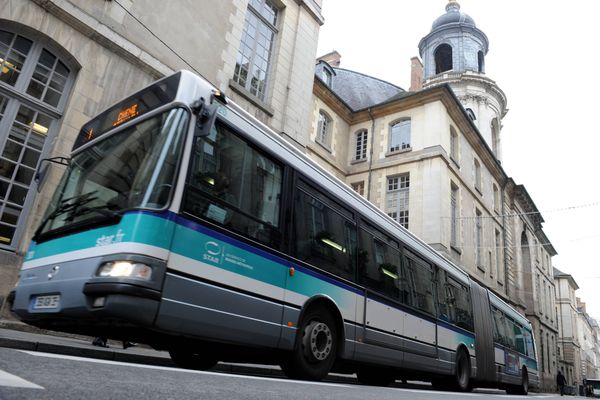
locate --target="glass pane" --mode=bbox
[13,36,32,56]
[0,31,13,46]
[0,223,15,244]
[21,147,40,169]
[9,124,28,144]
[56,60,69,77]
[1,204,21,225]
[0,159,17,179]
[49,72,67,92]
[38,49,56,69]
[43,87,61,107]
[0,62,20,86]
[32,64,51,84]
[14,166,34,186]
[2,140,22,162]
[8,183,27,205]
[26,78,45,100]
[15,105,35,126]
[0,179,8,199]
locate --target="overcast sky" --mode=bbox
[316,0,600,318]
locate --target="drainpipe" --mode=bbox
[501,181,509,298]
[366,108,376,201]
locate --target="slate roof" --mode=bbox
[315,62,406,111]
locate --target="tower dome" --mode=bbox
[431,0,476,30]
[418,1,507,162]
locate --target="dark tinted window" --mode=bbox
[292,181,356,281]
[439,274,474,331]
[358,222,402,300]
[183,121,282,248]
[403,251,435,315]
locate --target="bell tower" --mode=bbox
[418,0,507,161]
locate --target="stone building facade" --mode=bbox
[310,1,559,391]
[0,0,324,315]
[555,267,582,386]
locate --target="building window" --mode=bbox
[465,108,476,121]
[493,184,499,212]
[386,174,409,229]
[0,29,75,249]
[450,183,459,248]
[351,181,364,196]
[389,119,411,153]
[321,68,332,86]
[355,129,368,160]
[434,43,453,74]
[475,209,483,268]
[233,0,279,101]
[450,126,459,164]
[316,110,332,148]
[474,158,482,193]
[495,229,502,282]
[491,118,500,157]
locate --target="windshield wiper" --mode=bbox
[34,191,99,239]
[63,204,122,222]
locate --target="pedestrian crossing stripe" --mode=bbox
[0,369,44,389]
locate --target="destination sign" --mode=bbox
[73,72,181,150]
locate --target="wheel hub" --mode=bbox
[305,321,333,361]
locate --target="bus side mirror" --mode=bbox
[35,157,71,192]
[194,103,219,138]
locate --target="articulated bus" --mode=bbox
[11,70,537,394]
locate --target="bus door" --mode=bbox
[354,223,405,365]
[284,179,358,355]
[155,117,288,347]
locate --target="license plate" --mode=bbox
[33,295,61,309]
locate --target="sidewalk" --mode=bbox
[0,318,290,378]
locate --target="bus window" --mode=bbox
[492,307,508,345]
[436,270,454,322]
[449,279,473,331]
[513,322,526,354]
[524,328,535,358]
[292,183,356,281]
[184,121,283,247]
[403,251,435,315]
[357,224,401,300]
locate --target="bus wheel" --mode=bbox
[507,369,529,395]
[281,308,337,381]
[454,349,471,392]
[169,348,218,370]
[357,367,396,386]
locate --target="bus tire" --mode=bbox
[356,367,396,386]
[454,348,471,392]
[507,368,529,395]
[169,348,218,370]
[281,307,337,381]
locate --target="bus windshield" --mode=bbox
[35,107,189,241]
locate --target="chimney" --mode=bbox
[410,56,423,92]
[318,50,341,67]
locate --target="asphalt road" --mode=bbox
[0,346,563,400]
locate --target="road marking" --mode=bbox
[0,369,44,389]
[16,351,555,397]
[19,351,355,389]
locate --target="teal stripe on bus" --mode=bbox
[25,212,175,262]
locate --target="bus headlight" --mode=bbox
[97,261,153,280]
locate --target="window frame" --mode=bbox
[316,109,332,149]
[354,129,368,161]
[388,118,411,154]
[386,174,410,229]
[232,0,279,102]
[0,27,77,250]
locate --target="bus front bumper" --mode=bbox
[11,253,166,334]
